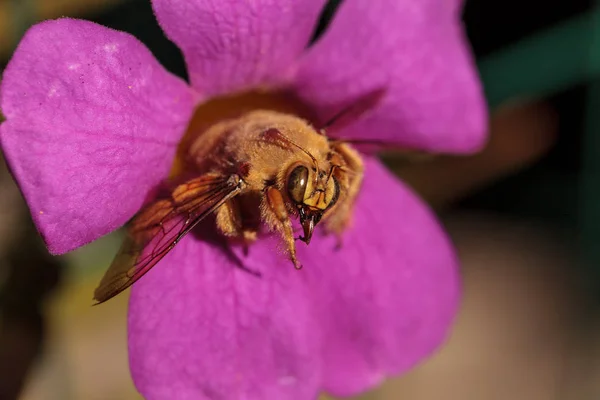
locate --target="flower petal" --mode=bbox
[128,235,322,400]
[151,0,327,96]
[0,18,195,254]
[294,0,488,153]
[128,158,458,398]
[232,158,459,396]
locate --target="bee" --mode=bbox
[93,109,364,304]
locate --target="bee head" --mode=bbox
[285,164,340,244]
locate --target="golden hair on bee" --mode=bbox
[93,109,364,304]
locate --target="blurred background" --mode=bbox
[0,0,598,399]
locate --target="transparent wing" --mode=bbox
[93,173,243,304]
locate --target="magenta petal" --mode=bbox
[128,236,322,400]
[294,0,488,153]
[232,158,459,396]
[128,159,457,398]
[151,0,327,96]
[0,18,195,254]
[308,159,459,395]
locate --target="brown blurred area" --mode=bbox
[0,152,62,399]
[0,1,595,399]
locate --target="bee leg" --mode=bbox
[263,186,302,269]
[215,198,257,249]
[325,142,364,244]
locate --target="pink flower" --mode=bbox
[0,0,486,399]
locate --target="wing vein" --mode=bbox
[93,174,243,304]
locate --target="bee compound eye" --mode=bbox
[287,165,309,203]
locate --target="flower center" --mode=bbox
[171,91,315,177]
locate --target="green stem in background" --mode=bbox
[477,13,596,225]
[581,6,600,284]
[478,12,594,108]
[485,11,600,397]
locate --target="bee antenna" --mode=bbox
[319,88,386,131]
[321,108,349,131]
[263,128,319,171]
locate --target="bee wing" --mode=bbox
[320,88,385,132]
[320,89,430,157]
[93,173,243,304]
[330,138,431,159]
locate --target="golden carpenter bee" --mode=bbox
[93,109,365,304]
